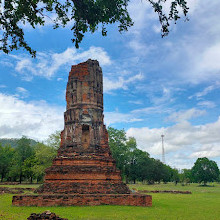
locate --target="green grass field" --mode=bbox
[0,183,220,220]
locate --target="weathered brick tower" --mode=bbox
[36,59,130,195]
[12,59,152,206]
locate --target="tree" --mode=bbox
[33,142,57,182]
[22,155,37,183]
[180,168,192,184]
[0,0,189,57]
[169,167,179,183]
[108,127,175,184]
[128,148,151,184]
[10,136,34,183]
[0,144,14,181]
[191,157,219,185]
[108,127,129,174]
[46,130,61,150]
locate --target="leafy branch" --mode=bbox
[0,0,189,57]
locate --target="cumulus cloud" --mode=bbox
[0,93,64,140]
[190,147,220,159]
[125,0,157,54]
[166,108,206,123]
[165,0,220,84]
[7,47,111,80]
[188,43,220,83]
[103,73,143,93]
[127,116,220,168]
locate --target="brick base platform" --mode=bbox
[12,194,152,207]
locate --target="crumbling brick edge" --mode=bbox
[12,194,152,207]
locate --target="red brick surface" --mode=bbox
[13,194,152,207]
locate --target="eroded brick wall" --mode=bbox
[13,194,152,207]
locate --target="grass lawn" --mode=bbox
[0,183,220,220]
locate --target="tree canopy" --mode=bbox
[0,131,219,185]
[191,157,219,185]
[107,127,178,184]
[0,0,189,57]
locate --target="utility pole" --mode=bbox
[161,134,165,164]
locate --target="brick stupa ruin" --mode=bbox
[12,59,152,207]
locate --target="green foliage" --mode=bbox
[16,137,34,163]
[45,130,61,149]
[1,135,57,183]
[108,127,128,173]
[10,136,35,183]
[33,142,57,182]
[0,144,14,181]
[0,0,189,56]
[191,157,220,185]
[179,168,192,184]
[22,156,37,183]
[107,127,176,184]
[0,138,38,148]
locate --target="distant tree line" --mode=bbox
[0,132,59,183]
[0,128,219,185]
[108,127,180,184]
[108,127,220,185]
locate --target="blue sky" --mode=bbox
[0,0,220,169]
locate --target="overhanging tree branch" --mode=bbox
[0,0,189,57]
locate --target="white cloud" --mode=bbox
[150,87,175,105]
[125,0,158,54]
[128,100,143,105]
[166,108,206,123]
[15,87,29,98]
[103,73,143,93]
[163,0,220,84]
[127,116,220,168]
[131,105,172,115]
[0,93,64,140]
[189,83,220,100]
[128,0,154,33]
[190,43,220,82]
[0,60,13,67]
[152,25,161,34]
[0,85,6,88]
[104,111,143,126]
[190,149,220,159]
[197,101,216,109]
[8,47,111,80]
